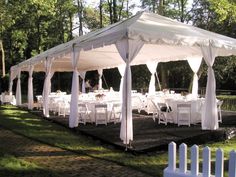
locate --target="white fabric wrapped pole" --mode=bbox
[147,61,158,95]
[98,69,103,89]
[116,38,144,145]
[16,68,22,106]
[28,65,34,110]
[9,68,17,94]
[201,45,218,130]
[42,58,54,117]
[187,56,202,98]
[79,71,86,93]
[69,46,81,128]
[118,65,126,93]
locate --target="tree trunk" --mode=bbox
[113,0,118,23]
[126,0,129,17]
[0,40,5,77]
[69,13,73,40]
[77,0,83,36]
[159,0,164,15]
[99,0,103,28]
[152,0,156,13]
[118,0,124,21]
[108,0,113,24]
[36,4,41,53]
[180,0,184,22]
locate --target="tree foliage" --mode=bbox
[0,0,236,93]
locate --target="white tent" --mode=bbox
[10,12,236,145]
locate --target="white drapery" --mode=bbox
[187,56,202,98]
[98,69,103,89]
[118,65,126,93]
[69,46,81,128]
[9,69,17,94]
[28,65,34,110]
[116,38,144,145]
[201,45,218,130]
[79,71,86,93]
[147,62,158,95]
[43,58,54,117]
[16,68,22,106]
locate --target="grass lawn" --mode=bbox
[0,154,60,177]
[0,105,235,176]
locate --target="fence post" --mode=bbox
[191,144,199,176]
[179,143,187,173]
[203,146,211,177]
[215,148,224,177]
[229,150,236,177]
[168,142,176,171]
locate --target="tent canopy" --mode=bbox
[10,11,236,144]
[11,11,236,75]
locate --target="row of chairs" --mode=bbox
[151,100,223,127]
[78,103,122,125]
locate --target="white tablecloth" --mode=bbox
[165,98,204,124]
[0,94,16,105]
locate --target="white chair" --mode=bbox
[177,103,191,127]
[110,103,121,124]
[95,104,108,125]
[78,103,91,125]
[132,95,144,113]
[150,100,159,122]
[194,100,203,124]
[152,101,173,125]
[58,100,70,117]
[36,96,43,110]
[217,100,223,123]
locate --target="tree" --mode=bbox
[77,0,84,36]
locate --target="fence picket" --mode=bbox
[202,146,211,177]
[168,142,176,171]
[191,145,199,176]
[215,148,224,177]
[179,143,187,173]
[229,150,236,177]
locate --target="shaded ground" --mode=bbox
[31,109,236,153]
[0,126,151,177]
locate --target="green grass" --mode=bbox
[0,105,236,176]
[0,154,59,177]
[217,95,236,111]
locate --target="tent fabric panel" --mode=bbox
[128,13,236,49]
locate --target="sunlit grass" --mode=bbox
[0,105,235,176]
[0,154,59,177]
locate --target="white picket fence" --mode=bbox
[164,142,236,177]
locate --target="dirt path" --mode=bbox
[0,127,151,177]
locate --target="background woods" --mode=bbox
[0,0,236,95]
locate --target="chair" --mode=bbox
[217,100,223,123]
[132,95,144,113]
[36,96,43,110]
[150,100,159,122]
[78,103,91,125]
[177,103,191,127]
[58,100,70,117]
[110,103,121,124]
[194,100,203,124]
[152,100,173,125]
[95,104,108,125]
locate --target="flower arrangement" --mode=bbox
[95,93,105,100]
[4,91,10,95]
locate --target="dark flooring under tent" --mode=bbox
[29,108,236,153]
